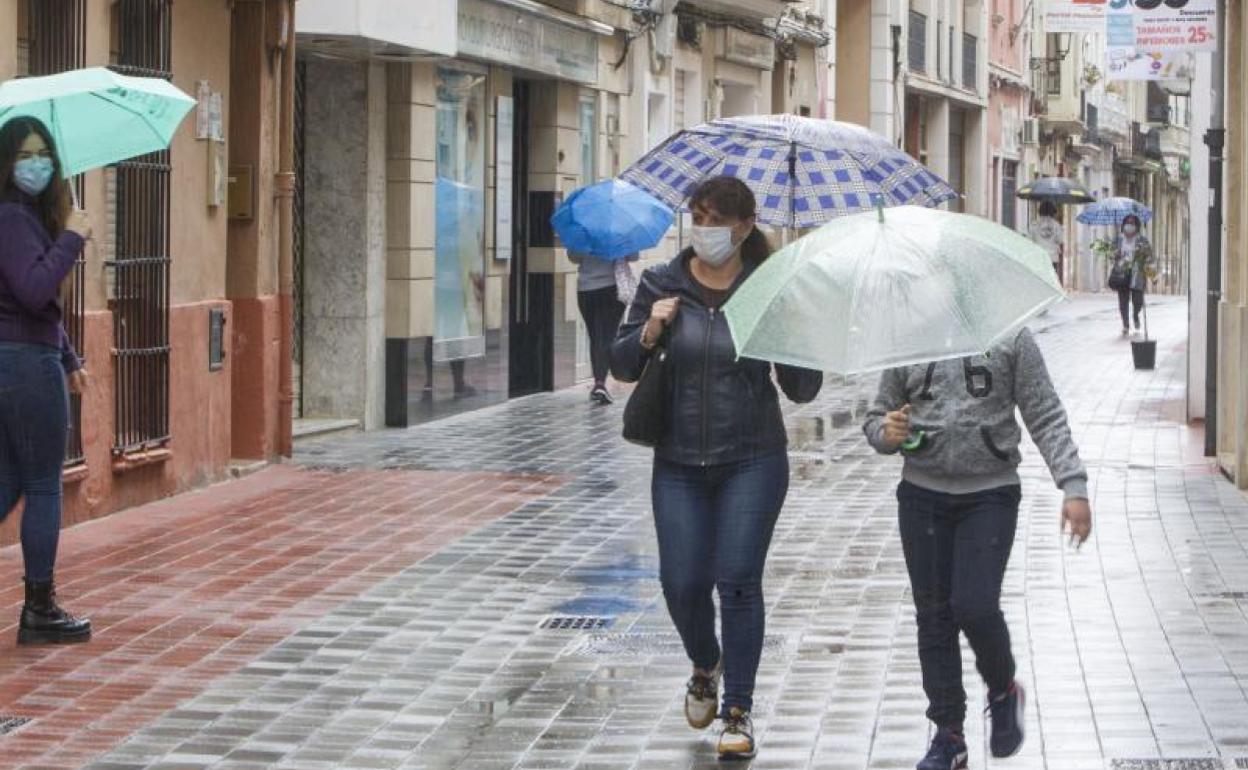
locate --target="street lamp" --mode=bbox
[1030,32,1072,71]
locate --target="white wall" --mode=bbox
[1188,52,1213,421]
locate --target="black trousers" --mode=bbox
[1117,288,1144,329]
[898,481,1020,730]
[577,286,626,384]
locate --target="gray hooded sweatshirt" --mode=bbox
[863,328,1088,500]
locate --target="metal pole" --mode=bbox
[1203,0,1226,457]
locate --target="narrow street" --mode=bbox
[2,295,1247,770]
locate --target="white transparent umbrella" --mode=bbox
[723,205,1065,374]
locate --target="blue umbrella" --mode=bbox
[1076,196,1153,226]
[550,179,674,261]
[620,114,957,229]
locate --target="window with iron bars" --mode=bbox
[107,0,172,455]
[908,12,927,74]
[962,33,977,93]
[25,0,89,467]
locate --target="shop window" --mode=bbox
[433,66,488,364]
[579,94,598,187]
[108,0,172,455]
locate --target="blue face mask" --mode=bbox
[12,156,55,196]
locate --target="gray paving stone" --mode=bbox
[83,298,1248,770]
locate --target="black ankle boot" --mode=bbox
[18,578,91,645]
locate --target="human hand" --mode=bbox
[1061,498,1092,549]
[642,297,680,348]
[880,404,912,451]
[66,209,92,240]
[68,368,89,395]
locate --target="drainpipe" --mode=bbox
[276,0,297,458]
[1203,0,1225,457]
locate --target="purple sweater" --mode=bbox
[0,195,83,372]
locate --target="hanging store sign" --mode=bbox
[458,0,599,84]
[1107,48,1195,80]
[1045,0,1107,33]
[1126,0,1217,51]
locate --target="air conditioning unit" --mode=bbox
[1022,118,1040,145]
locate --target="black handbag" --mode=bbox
[622,334,672,448]
[1108,261,1132,291]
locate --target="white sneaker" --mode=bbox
[718,707,757,760]
[684,659,721,730]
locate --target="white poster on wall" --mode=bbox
[1130,0,1217,51]
[1045,0,1107,33]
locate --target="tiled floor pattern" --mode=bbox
[0,468,559,768]
[1,296,1245,770]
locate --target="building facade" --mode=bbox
[1217,0,1248,487]
[836,0,989,217]
[0,0,293,547]
[292,0,835,430]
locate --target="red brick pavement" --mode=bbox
[0,465,561,769]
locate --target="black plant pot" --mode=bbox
[1131,339,1156,370]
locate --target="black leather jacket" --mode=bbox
[611,250,824,466]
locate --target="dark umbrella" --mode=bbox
[1016,177,1095,204]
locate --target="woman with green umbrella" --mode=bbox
[0,117,93,644]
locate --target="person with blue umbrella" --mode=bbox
[0,117,93,644]
[552,179,672,405]
[1107,213,1156,336]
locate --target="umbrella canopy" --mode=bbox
[1016,177,1094,204]
[550,179,674,261]
[0,67,195,178]
[1076,196,1153,226]
[723,206,1064,375]
[620,114,957,229]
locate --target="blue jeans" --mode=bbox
[897,480,1020,730]
[0,343,69,583]
[652,451,789,715]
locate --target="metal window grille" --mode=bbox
[962,33,977,92]
[107,0,172,455]
[27,0,88,466]
[908,12,927,74]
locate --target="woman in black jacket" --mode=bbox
[611,177,823,760]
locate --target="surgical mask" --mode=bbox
[12,156,54,196]
[691,225,738,267]
[1122,224,1137,236]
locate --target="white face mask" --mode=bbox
[1122,224,1138,236]
[691,225,738,267]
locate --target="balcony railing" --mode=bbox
[909,11,927,73]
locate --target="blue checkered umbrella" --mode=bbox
[1076,197,1153,226]
[620,114,957,229]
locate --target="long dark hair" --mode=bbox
[0,117,71,236]
[689,176,772,266]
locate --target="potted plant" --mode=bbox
[1130,240,1157,370]
[1082,64,1103,88]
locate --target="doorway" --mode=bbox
[508,80,554,397]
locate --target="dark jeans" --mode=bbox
[897,480,1020,730]
[577,286,625,385]
[0,343,69,583]
[1117,288,1144,329]
[652,451,789,715]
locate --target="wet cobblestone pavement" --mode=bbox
[3,296,1247,770]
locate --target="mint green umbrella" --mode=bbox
[724,205,1065,374]
[0,67,195,179]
